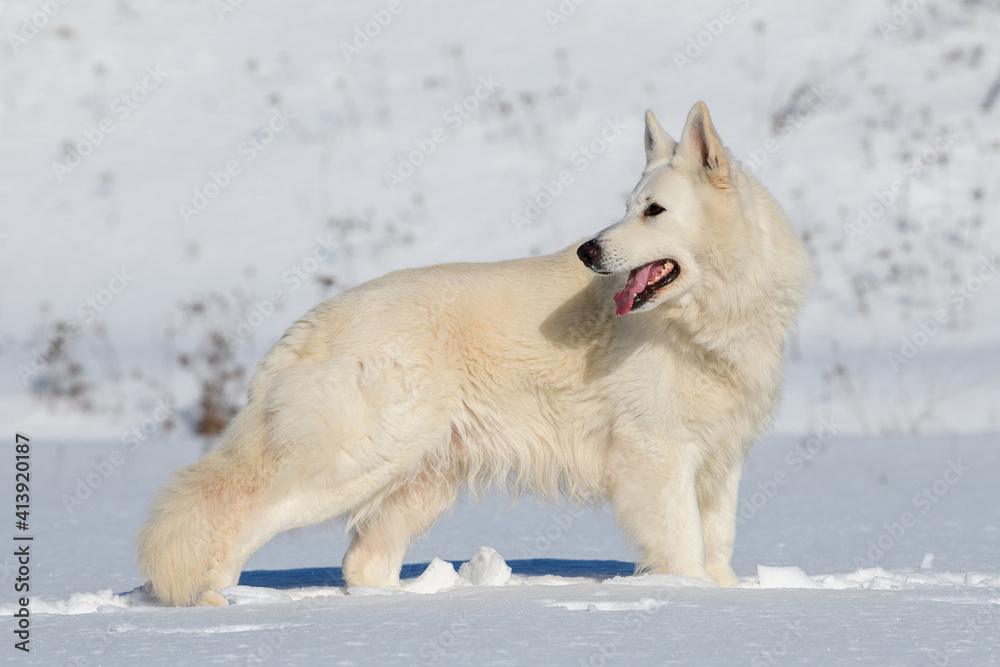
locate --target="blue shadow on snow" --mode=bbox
[238,559,636,590]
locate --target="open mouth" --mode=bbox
[613,259,680,316]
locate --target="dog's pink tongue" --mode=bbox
[614,263,654,316]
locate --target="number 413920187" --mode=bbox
[15,433,30,529]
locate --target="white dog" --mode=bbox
[138,102,811,606]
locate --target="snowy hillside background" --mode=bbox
[1,0,999,665]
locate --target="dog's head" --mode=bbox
[578,102,747,316]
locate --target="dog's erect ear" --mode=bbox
[644,109,675,168]
[677,101,729,186]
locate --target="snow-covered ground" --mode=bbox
[5,432,1000,665]
[2,0,999,664]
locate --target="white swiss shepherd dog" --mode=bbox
[138,102,811,606]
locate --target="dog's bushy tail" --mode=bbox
[136,406,273,606]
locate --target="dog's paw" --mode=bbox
[706,563,740,588]
[198,590,229,607]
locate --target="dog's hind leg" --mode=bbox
[342,467,461,589]
[698,460,744,588]
[136,402,361,607]
[136,407,280,606]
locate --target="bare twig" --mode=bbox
[983,67,1000,112]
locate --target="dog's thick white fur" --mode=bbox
[137,102,810,606]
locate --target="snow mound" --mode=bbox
[751,566,1000,591]
[757,565,820,589]
[346,585,410,597]
[26,589,132,615]
[402,557,463,594]
[458,546,512,586]
[284,587,347,602]
[220,586,294,605]
[403,547,512,593]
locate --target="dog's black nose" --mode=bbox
[577,239,602,268]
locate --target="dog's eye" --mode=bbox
[644,203,665,217]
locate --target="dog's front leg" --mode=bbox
[697,460,744,587]
[606,441,713,584]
